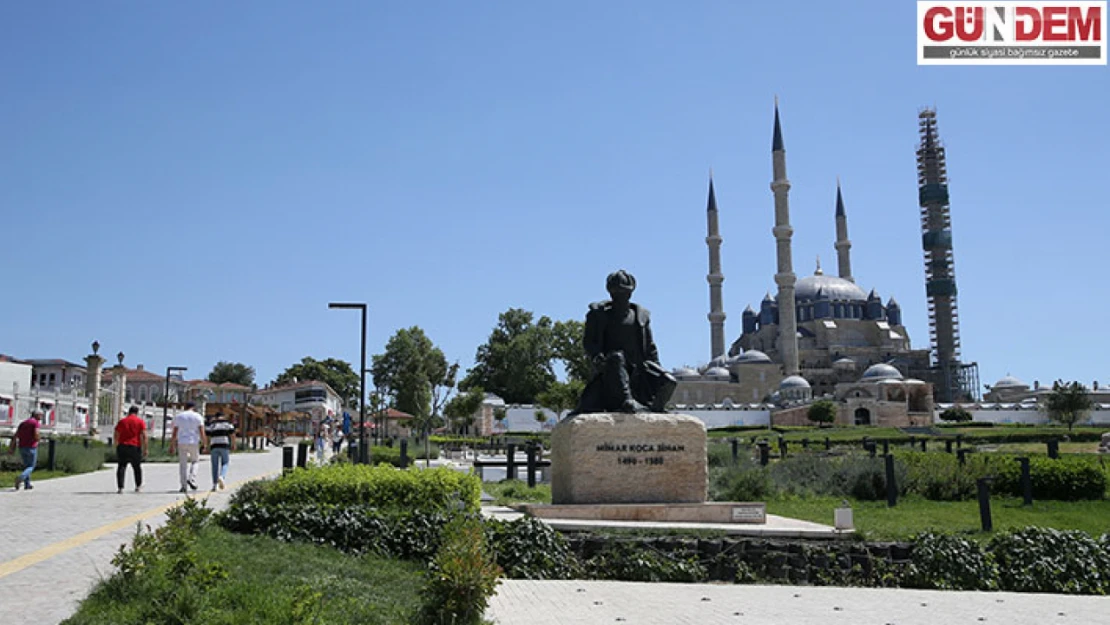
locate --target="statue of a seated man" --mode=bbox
[571,270,677,415]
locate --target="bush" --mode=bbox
[0,438,105,474]
[807,400,838,425]
[584,540,707,583]
[993,456,1107,501]
[770,454,905,501]
[899,452,992,501]
[904,532,998,590]
[257,463,481,514]
[939,406,973,422]
[709,464,774,502]
[486,516,580,580]
[989,527,1110,594]
[419,517,502,625]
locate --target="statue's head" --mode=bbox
[606,270,636,303]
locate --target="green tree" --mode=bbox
[460,309,556,404]
[444,387,485,436]
[534,409,549,429]
[370,327,450,420]
[807,399,838,426]
[552,319,591,383]
[535,379,584,420]
[939,405,973,422]
[273,357,360,404]
[207,361,256,387]
[493,406,507,431]
[1043,380,1093,431]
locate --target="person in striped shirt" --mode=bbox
[204,412,236,491]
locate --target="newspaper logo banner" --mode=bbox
[918,2,1106,65]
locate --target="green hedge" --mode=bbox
[993,455,1108,501]
[249,464,481,515]
[0,437,105,474]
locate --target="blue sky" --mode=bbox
[2,1,1107,395]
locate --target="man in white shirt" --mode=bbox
[168,402,208,493]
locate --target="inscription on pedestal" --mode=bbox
[551,413,707,505]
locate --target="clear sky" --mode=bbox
[2,1,1107,396]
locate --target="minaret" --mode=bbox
[771,99,800,376]
[834,180,854,283]
[705,171,726,360]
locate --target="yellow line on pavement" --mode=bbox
[0,472,277,581]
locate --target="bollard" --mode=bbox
[920,439,927,452]
[348,439,357,461]
[956,434,963,449]
[83,438,89,449]
[757,441,770,466]
[802,438,810,450]
[297,441,308,468]
[1018,457,1033,505]
[909,436,916,449]
[825,437,831,451]
[400,439,409,469]
[885,454,898,507]
[46,439,56,471]
[282,446,294,473]
[361,437,370,465]
[882,440,890,455]
[506,443,517,481]
[526,443,537,488]
[778,437,788,458]
[730,439,739,465]
[865,441,877,458]
[1047,440,1059,459]
[977,478,993,532]
[945,439,953,454]
[957,448,969,465]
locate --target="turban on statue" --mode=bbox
[606,270,636,294]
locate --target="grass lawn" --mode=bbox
[482,479,551,506]
[64,526,427,625]
[767,495,1110,541]
[0,469,69,486]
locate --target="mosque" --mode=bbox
[671,102,953,427]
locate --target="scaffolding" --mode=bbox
[917,108,976,402]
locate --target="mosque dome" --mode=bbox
[704,367,731,379]
[861,363,904,381]
[779,375,811,390]
[993,375,1028,388]
[672,367,700,380]
[708,355,730,368]
[734,350,772,364]
[795,273,869,302]
[833,357,857,369]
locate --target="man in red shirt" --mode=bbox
[114,405,148,494]
[9,410,41,490]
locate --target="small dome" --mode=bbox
[672,367,700,380]
[734,350,772,364]
[779,375,811,390]
[993,375,1028,388]
[861,363,903,381]
[833,357,856,369]
[709,355,730,368]
[704,367,730,378]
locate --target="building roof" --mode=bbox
[24,358,86,369]
[992,375,1028,389]
[256,379,340,397]
[795,272,869,302]
[861,363,904,381]
[780,375,811,389]
[734,350,772,364]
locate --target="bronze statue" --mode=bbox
[571,270,677,415]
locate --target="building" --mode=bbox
[25,359,87,392]
[675,101,934,417]
[253,379,344,424]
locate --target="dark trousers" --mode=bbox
[116,444,143,489]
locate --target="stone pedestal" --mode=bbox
[551,413,707,505]
[84,354,105,432]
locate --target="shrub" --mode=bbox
[988,527,1110,594]
[993,456,1107,501]
[904,532,998,590]
[939,406,973,422]
[258,463,481,514]
[584,540,707,583]
[899,452,992,501]
[709,465,774,502]
[486,516,580,580]
[807,400,838,425]
[419,516,502,625]
[769,454,905,501]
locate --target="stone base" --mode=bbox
[522,502,766,524]
[551,412,707,505]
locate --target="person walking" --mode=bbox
[204,411,236,490]
[168,402,207,493]
[9,409,42,490]
[331,426,343,455]
[114,405,147,494]
[315,421,330,464]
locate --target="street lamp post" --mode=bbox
[161,366,187,448]
[329,302,367,464]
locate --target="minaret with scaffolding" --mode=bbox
[916,108,978,401]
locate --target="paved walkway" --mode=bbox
[0,447,284,625]
[485,580,1107,624]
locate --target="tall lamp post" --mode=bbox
[161,366,187,449]
[329,302,367,464]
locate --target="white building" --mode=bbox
[254,380,344,423]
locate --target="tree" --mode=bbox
[461,309,556,404]
[273,357,360,404]
[533,409,549,429]
[1043,380,1093,431]
[370,327,451,421]
[493,406,507,431]
[535,379,585,420]
[552,319,591,383]
[939,405,973,422]
[208,361,256,387]
[444,387,485,436]
[807,399,838,426]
